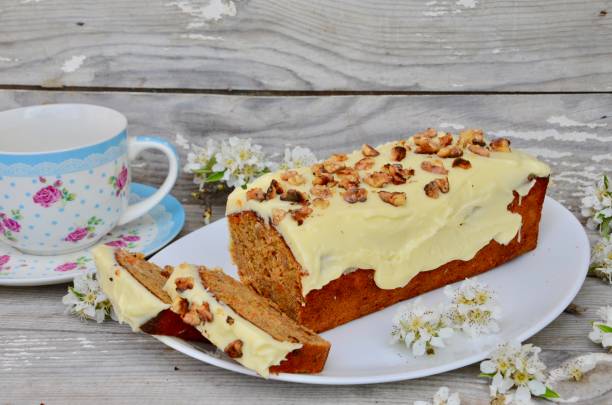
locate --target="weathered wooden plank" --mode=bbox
[0,0,611,91]
[0,90,609,222]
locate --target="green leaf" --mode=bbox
[479,372,495,378]
[604,174,609,190]
[540,387,560,399]
[67,194,76,201]
[205,171,225,183]
[601,216,611,238]
[598,324,612,333]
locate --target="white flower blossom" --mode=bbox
[212,137,272,188]
[62,272,115,323]
[390,299,454,356]
[480,342,555,403]
[280,145,318,170]
[589,237,612,284]
[588,306,612,350]
[444,278,501,337]
[548,355,598,382]
[174,133,191,150]
[414,386,460,405]
[581,174,612,236]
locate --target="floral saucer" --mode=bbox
[0,183,185,286]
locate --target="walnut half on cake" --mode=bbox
[226,129,551,333]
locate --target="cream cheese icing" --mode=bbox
[226,139,551,297]
[92,245,170,332]
[163,264,302,377]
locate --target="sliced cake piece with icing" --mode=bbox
[163,263,330,377]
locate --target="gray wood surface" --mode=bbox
[0,90,611,404]
[0,0,611,91]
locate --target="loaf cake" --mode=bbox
[93,246,204,341]
[226,129,551,332]
[163,263,330,376]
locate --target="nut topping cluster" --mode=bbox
[242,129,512,218]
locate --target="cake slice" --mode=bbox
[92,245,204,341]
[163,263,330,377]
[226,129,551,332]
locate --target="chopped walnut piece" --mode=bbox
[414,139,440,154]
[342,187,368,203]
[354,157,375,171]
[290,206,313,225]
[435,177,450,193]
[312,172,335,186]
[458,129,485,147]
[421,159,449,175]
[438,133,453,147]
[381,163,414,185]
[452,157,472,169]
[161,266,174,278]
[329,153,348,162]
[225,339,244,358]
[265,179,284,200]
[424,177,450,198]
[312,198,330,209]
[171,297,189,317]
[338,177,360,190]
[246,187,265,202]
[195,302,214,323]
[280,189,309,204]
[323,160,345,174]
[311,163,327,176]
[490,137,512,152]
[271,208,287,225]
[310,184,333,199]
[468,144,490,157]
[280,170,298,181]
[363,171,392,188]
[175,277,194,292]
[391,145,407,161]
[437,146,463,158]
[361,144,380,157]
[226,316,234,325]
[335,167,360,183]
[415,128,437,138]
[378,191,407,206]
[182,308,201,326]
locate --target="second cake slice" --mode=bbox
[163,262,330,377]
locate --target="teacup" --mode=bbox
[0,104,178,255]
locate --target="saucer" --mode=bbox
[0,183,185,286]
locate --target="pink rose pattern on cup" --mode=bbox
[0,210,23,242]
[104,231,141,249]
[109,165,129,196]
[32,177,76,208]
[64,216,104,243]
[54,256,91,272]
[0,255,10,268]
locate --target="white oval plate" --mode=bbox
[150,197,589,385]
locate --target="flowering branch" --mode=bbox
[62,272,115,323]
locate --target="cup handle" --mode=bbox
[117,136,179,226]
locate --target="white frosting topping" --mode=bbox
[226,139,551,296]
[92,245,170,332]
[163,264,302,377]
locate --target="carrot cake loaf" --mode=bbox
[226,129,551,332]
[92,246,204,341]
[163,263,331,376]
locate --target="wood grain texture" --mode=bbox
[0,90,611,403]
[0,0,611,91]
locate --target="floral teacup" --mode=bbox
[0,104,178,255]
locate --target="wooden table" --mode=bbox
[1,1,611,403]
